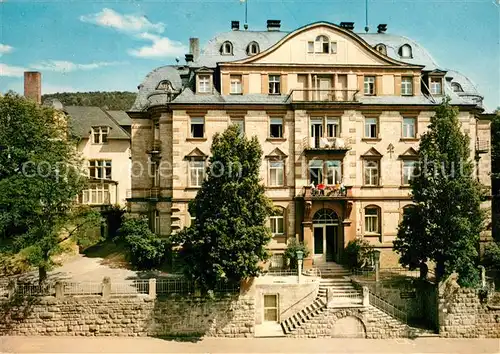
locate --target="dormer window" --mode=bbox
[221,41,233,55]
[91,126,109,144]
[247,42,260,55]
[430,77,443,95]
[451,82,464,92]
[375,43,387,55]
[197,74,212,93]
[399,44,413,59]
[156,80,174,92]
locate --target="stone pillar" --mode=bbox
[102,277,111,299]
[375,259,380,283]
[479,265,486,288]
[303,221,313,269]
[149,278,157,298]
[362,286,369,307]
[55,282,64,299]
[298,259,303,284]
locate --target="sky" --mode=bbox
[0,0,498,110]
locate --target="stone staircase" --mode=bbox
[281,288,327,335]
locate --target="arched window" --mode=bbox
[364,205,381,235]
[221,41,233,55]
[270,207,285,236]
[399,44,412,58]
[316,35,330,53]
[375,43,387,55]
[247,41,260,55]
[451,82,464,92]
[313,208,339,224]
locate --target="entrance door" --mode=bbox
[313,227,324,262]
[325,225,338,262]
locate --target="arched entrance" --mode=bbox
[312,209,340,263]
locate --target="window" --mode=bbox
[451,82,463,92]
[91,126,109,144]
[221,41,233,55]
[399,44,413,58]
[364,206,380,234]
[269,160,284,186]
[230,75,242,94]
[150,160,159,187]
[198,75,211,93]
[401,77,413,96]
[190,117,204,138]
[325,161,342,185]
[430,78,442,95]
[307,41,314,53]
[364,117,378,138]
[88,160,112,180]
[315,35,330,53]
[364,160,380,186]
[269,75,281,95]
[263,294,278,322]
[80,184,110,205]
[247,42,259,55]
[189,159,205,187]
[151,210,160,234]
[269,118,283,138]
[309,160,323,185]
[270,209,284,236]
[375,44,387,55]
[402,117,416,138]
[364,76,376,95]
[402,160,417,185]
[326,118,340,138]
[330,41,338,54]
[232,119,244,135]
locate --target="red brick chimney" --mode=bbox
[24,71,42,104]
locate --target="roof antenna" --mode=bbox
[364,0,369,33]
[240,0,249,30]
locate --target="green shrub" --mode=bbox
[283,239,310,270]
[118,217,169,269]
[482,242,500,269]
[342,238,375,269]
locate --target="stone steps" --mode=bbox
[281,297,327,335]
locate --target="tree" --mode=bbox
[172,125,273,291]
[0,93,92,283]
[394,98,486,287]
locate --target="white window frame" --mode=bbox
[189,159,205,187]
[430,78,442,95]
[326,117,340,138]
[88,160,112,180]
[198,74,211,93]
[315,35,330,53]
[269,117,283,139]
[400,44,412,58]
[364,160,380,186]
[81,184,110,205]
[222,41,233,55]
[364,207,380,234]
[402,160,417,186]
[190,117,205,138]
[230,75,242,94]
[364,117,378,138]
[270,214,284,236]
[91,126,109,144]
[401,77,413,96]
[248,42,259,55]
[402,117,416,138]
[231,118,245,135]
[269,75,281,95]
[269,160,284,187]
[364,76,376,95]
[325,161,342,185]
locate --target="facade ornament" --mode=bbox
[387,143,395,158]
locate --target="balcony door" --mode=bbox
[314,75,332,101]
[310,119,323,148]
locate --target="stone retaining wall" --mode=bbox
[439,277,500,338]
[0,295,255,337]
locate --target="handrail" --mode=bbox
[288,89,359,103]
[368,289,407,324]
[280,287,320,322]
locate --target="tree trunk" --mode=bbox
[38,266,47,286]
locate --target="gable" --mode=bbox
[235,23,415,67]
[399,147,419,159]
[266,147,288,158]
[361,147,383,158]
[185,147,208,159]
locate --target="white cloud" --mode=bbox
[30,60,124,73]
[80,8,165,34]
[0,44,13,57]
[128,33,187,58]
[0,63,26,77]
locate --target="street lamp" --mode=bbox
[373,250,381,282]
[296,250,304,284]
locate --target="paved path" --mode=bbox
[1,337,499,353]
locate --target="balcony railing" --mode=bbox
[148,139,162,154]
[288,89,359,103]
[303,136,351,151]
[302,185,352,199]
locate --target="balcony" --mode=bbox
[126,187,164,201]
[147,140,162,155]
[302,185,352,200]
[288,89,359,103]
[302,137,351,153]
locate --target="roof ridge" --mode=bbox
[101,108,131,138]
